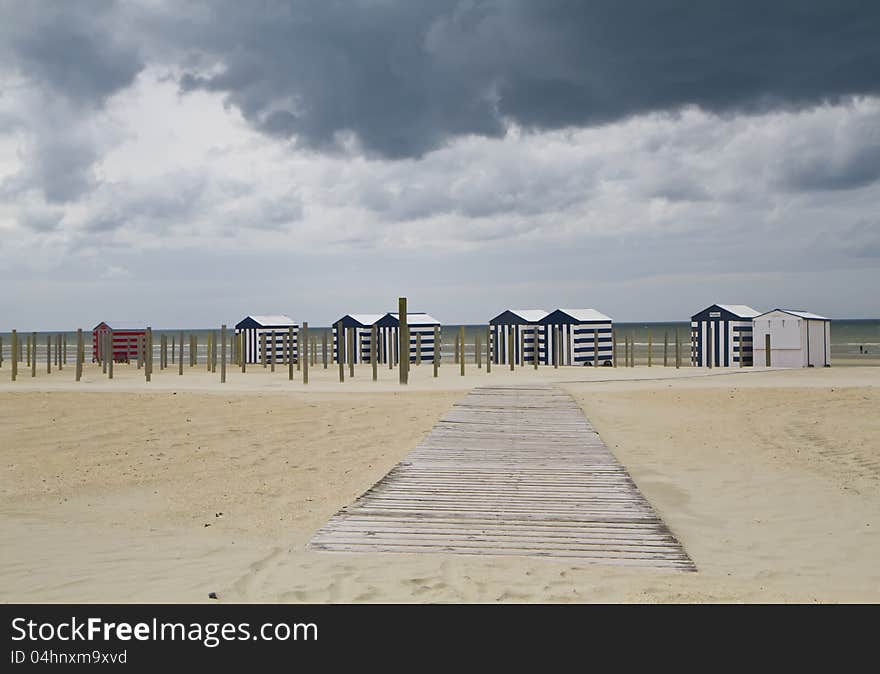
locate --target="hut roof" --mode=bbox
[757,309,830,321]
[379,312,440,327]
[715,304,761,318]
[543,308,612,324]
[235,315,297,329]
[490,309,549,325]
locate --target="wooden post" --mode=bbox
[554,326,560,369]
[454,331,459,365]
[0,335,3,369]
[26,334,31,369]
[508,325,514,371]
[145,327,152,382]
[75,329,83,382]
[322,331,328,369]
[612,329,617,368]
[240,333,246,373]
[302,322,309,384]
[270,331,275,372]
[371,324,378,381]
[398,297,408,385]
[415,332,421,366]
[348,327,355,378]
[337,322,344,383]
[179,331,184,375]
[58,334,63,370]
[296,328,301,372]
[459,325,465,376]
[221,325,227,383]
[707,322,713,369]
[108,330,113,379]
[739,331,744,368]
[11,330,17,381]
[648,330,652,367]
[519,329,525,369]
[31,332,37,377]
[486,326,492,374]
[534,327,539,369]
[288,327,294,381]
[765,333,771,367]
[172,336,176,365]
[664,331,669,367]
[594,329,599,368]
[212,330,218,372]
[675,327,680,369]
[62,333,67,366]
[47,334,51,374]
[191,334,197,367]
[433,326,439,378]
[566,327,572,366]
[261,332,266,368]
[476,331,481,369]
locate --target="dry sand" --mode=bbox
[1,361,878,602]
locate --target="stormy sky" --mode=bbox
[1,0,879,329]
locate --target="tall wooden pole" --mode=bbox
[534,326,539,369]
[179,331,184,375]
[594,329,599,368]
[486,326,492,374]
[460,325,465,376]
[337,322,345,382]
[372,324,378,381]
[707,323,713,369]
[221,325,227,383]
[398,298,408,385]
[288,326,294,381]
[322,331,328,369]
[26,334,31,369]
[675,327,680,369]
[664,331,669,367]
[261,332,267,369]
[302,322,309,384]
[11,330,17,381]
[47,334,52,374]
[270,331,275,372]
[31,332,37,377]
[108,330,113,379]
[508,325,514,371]
[240,333,246,373]
[76,329,83,382]
[476,331,481,369]
[145,327,152,382]
[433,325,439,378]
[554,326,560,369]
[765,333,771,367]
[648,330,652,367]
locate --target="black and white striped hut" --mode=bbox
[234,315,298,364]
[377,312,441,364]
[541,309,614,366]
[331,314,386,364]
[489,309,549,365]
[690,304,760,367]
[332,312,441,364]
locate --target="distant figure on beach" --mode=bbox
[860,345,863,354]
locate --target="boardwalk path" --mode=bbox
[308,385,695,570]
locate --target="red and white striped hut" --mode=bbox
[92,321,146,362]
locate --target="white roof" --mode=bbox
[716,304,761,318]
[387,312,440,325]
[509,309,549,323]
[246,314,297,326]
[346,313,386,326]
[556,308,612,322]
[97,321,145,331]
[757,309,830,321]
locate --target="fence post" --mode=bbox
[486,326,492,374]
[476,331,481,369]
[371,324,378,381]
[648,330,652,367]
[31,332,37,377]
[508,325,514,371]
[47,334,52,374]
[108,330,113,379]
[11,330,17,381]
[179,332,184,375]
[221,325,227,383]
[145,327,152,382]
[322,331,328,369]
[675,327,680,369]
[765,333,771,367]
[58,334,63,370]
[76,329,83,381]
[707,323,713,369]
[594,329,599,368]
[460,325,465,376]
[664,331,669,367]
[433,325,439,378]
[288,326,294,381]
[454,331,459,365]
[240,333,246,373]
[398,298,408,385]
[302,322,309,384]
[534,327,539,369]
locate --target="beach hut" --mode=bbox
[332,312,441,364]
[690,304,761,367]
[331,314,386,364]
[541,309,614,366]
[489,310,549,365]
[92,322,146,362]
[234,315,298,364]
[752,309,831,368]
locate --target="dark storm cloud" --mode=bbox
[169,0,880,163]
[1,0,143,106]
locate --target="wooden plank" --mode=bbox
[308,384,695,570]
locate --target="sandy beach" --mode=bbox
[1,362,878,602]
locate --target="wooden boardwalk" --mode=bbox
[308,385,695,570]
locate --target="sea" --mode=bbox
[1,319,878,365]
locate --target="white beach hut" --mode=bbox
[752,309,831,368]
[234,315,298,364]
[690,304,761,367]
[540,309,614,366]
[489,309,549,365]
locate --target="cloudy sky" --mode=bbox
[1,0,879,329]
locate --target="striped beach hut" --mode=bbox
[752,309,831,368]
[541,309,614,366]
[332,312,441,364]
[234,315,298,364]
[331,314,386,364]
[92,321,145,362]
[489,310,549,365]
[690,304,760,367]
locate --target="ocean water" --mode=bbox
[1,319,878,365]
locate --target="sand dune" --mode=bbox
[1,362,878,602]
